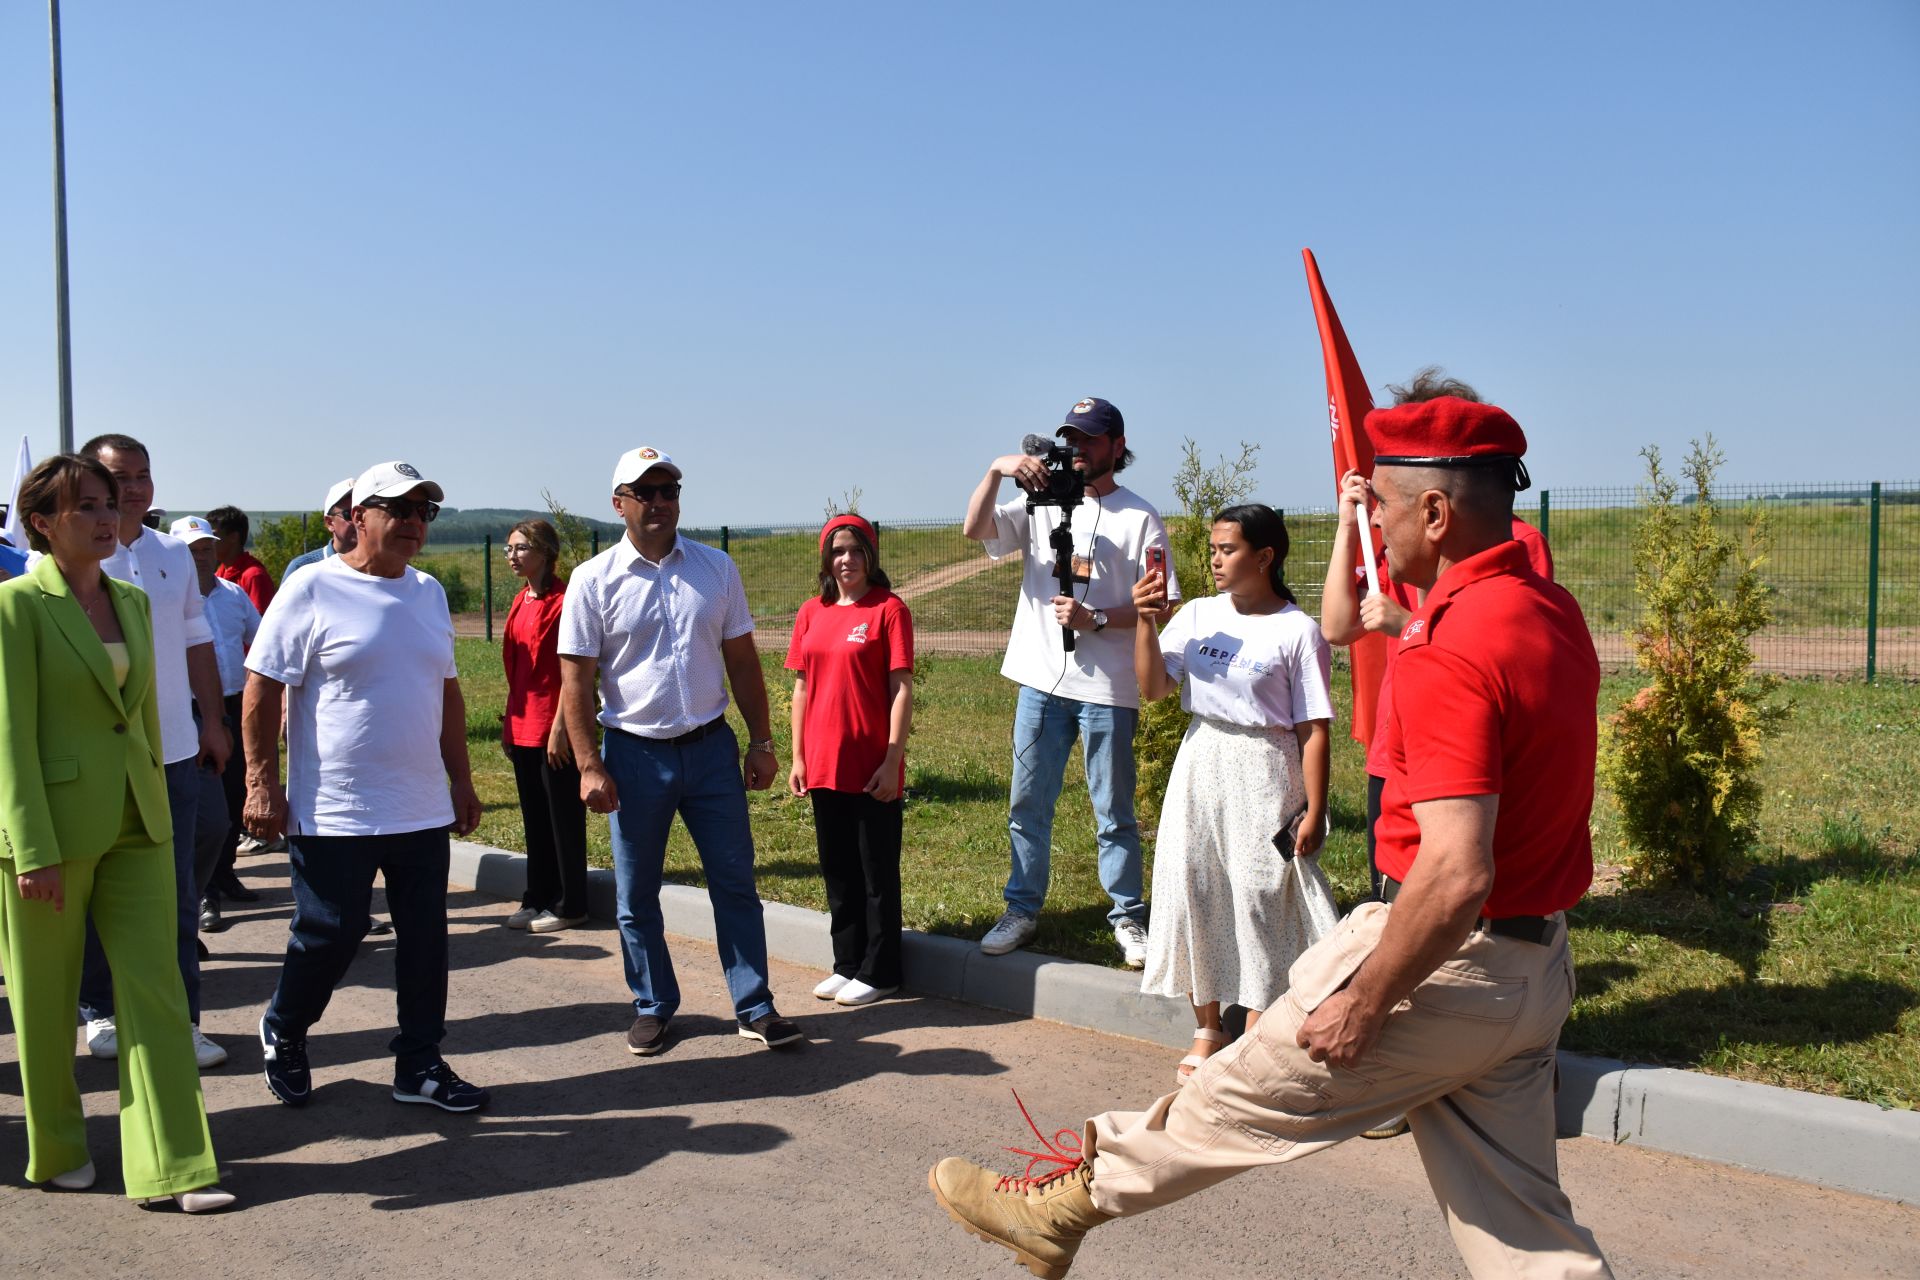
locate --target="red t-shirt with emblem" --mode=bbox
[502,579,568,747]
[217,551,276,614]
[1363,517,1552,776]
[1373,539,1598,917]
[785,588,914,794]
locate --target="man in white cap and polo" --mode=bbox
[282,476,358,581]
[241,460,489,1112]
[559,445,800,1057]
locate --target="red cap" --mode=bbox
[819,514,878,552]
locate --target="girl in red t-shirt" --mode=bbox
[785,515,914,1006]
[499,519,588,933]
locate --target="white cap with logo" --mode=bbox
[611,446,682,493]
[168,515,219,545]
[323,476,355,515]
[353,460,445,505]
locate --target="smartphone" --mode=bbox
[1145,545,1166,579]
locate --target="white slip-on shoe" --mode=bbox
[504,906,539,929]
[834,979,900,1007]
[84,1017,118,1060]
[192,1026,228,1069]
[978,910,1037,956]
[528,911,588,934]
[812,973,851,1000]
[51,1159,96,1191]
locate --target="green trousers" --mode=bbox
[0,792,218,1198]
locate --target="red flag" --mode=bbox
[1302,249,1389,747]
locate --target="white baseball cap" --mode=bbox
[169,515,219,545]
[611,446,683,493]
[353,460,444,505]
[323,476,355,515]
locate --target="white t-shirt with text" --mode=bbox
[245,555,457,837]
[1157,594,1336,730]
[982,484,1177,711]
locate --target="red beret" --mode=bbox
[819,514,878,552]
[1367,396,1527,462]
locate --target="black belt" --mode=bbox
[608,716,730,747]
[1379,877,1558,946]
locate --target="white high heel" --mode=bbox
[140,1186,237,1213]
[51,1159,96,1190]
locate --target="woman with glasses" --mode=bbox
[785,514,914,1006]
[500,518,588,932]
[0,453,236,1212]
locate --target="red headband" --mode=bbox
[819,514,878,552]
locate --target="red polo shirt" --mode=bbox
[217,551,276,613]
[502,579,568,746]
[785,588,914,793]
[1373,539,1598,917]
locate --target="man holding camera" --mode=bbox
[962,397,1177,966]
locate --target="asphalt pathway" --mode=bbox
[4,854,1917,1279]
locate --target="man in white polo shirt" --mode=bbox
[242,460,488,1113]
[559,446,800,1058]
[78,434,231,1071]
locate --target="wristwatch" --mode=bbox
[747,739,776,755]
[1090,608,1109,632]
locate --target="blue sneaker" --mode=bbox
[393,1059,490,1112]
[260,1015,311,1108]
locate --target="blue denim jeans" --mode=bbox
[1005,685,1144,926]
[264,827,451,1073]
[79,757,219,1024]
[603,725,774,1023]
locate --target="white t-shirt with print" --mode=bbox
[245,555,457,837]
[982,484,1177,711]
[1156,594,1336,729]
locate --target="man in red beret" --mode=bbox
[925,397,1614,1279]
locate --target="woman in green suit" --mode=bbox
[0,453,234,1212]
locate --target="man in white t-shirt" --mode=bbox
[961,398,1177,966]
[78,434,232,1071]
[242,460,489,1114]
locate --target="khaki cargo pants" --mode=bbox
[1088,901,1613,1280]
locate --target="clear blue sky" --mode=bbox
[3,2,1916,526]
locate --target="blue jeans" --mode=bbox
[264,827,451,1073]
[1005,685,1144,926]
[603,724,774,1024]
[79,757,219,1024]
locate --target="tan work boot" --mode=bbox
[928,1154,1113,1279]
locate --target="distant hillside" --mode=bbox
[215,506,629,546]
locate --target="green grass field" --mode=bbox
[453,638,1919,1109]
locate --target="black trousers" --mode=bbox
[509,743,589,918]
[809,789,903,987]
[213,692,246,887]
[1365,772,1386,903]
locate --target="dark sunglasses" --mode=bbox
[363,496,440,523]
[618,482,682,503]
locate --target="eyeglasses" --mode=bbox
[503,543,541,558]
[617,482,682,503]
[363,496,440,523]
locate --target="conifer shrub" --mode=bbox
[1600,437,1785,888]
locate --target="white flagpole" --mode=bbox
[1354,494,1380,595]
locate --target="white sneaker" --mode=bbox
[84,1017,118,1059]
[812,973,851,1000]
[504,906,539,929]
[834,979,899,1006]
[235,834,265,855]
[1113,918,1149,970]
[979,910,1037,956]
[192,1026,228,1069]
[528,910,587,934]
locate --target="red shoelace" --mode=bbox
[995,1089,1086,1193]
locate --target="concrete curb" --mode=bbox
[449,840,1920,1204]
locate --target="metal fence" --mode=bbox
[422,481,1917,680]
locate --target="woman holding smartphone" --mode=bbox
[786,515,914,1006]
[1132,503,1338,1082]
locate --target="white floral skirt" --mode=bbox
[1143,715,1340,1011]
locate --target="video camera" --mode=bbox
[1020,434,1086,511]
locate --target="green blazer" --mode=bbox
[0,555,171,873]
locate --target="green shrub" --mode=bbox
[1135,439,1260,829]
[1600,438,1786,888]
[253,512,325,581]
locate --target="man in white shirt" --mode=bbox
[169,515,262,933]
[559,446,800,1058]
[242,460,488,1113]
[961,398,1177,966]
[77,434,232,1070]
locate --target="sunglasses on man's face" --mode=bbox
[618,482,682,503]
[363,496,440,523]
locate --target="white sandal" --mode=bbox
[1176,1027,1229,1084]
